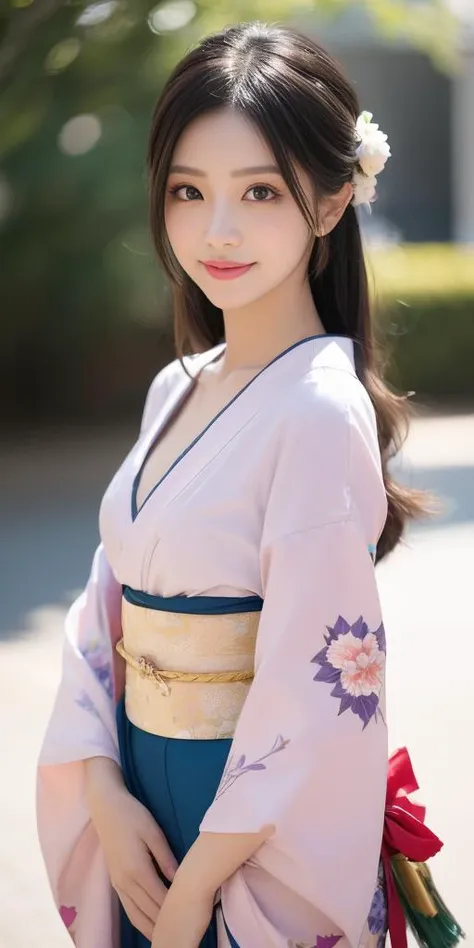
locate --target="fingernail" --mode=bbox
[167,864,177,879]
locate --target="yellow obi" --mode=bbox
[117,596,259,740]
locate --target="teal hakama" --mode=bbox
[116,589,263,947]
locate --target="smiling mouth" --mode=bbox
[201,260,254,269]
[201,261,256,280]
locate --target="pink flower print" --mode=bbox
[326,631,384,697]
[59,905,77,929]
[311,615,386,729]
[314,938,343,948]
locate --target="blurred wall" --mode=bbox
[329,46,452,241]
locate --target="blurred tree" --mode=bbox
[0,0,458,425]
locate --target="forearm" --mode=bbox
[172,824,274,899]
[84,755,125,816]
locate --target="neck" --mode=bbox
[220,278,326,376]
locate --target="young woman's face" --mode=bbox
[164,108,315,311]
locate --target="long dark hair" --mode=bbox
[147,21,428,562]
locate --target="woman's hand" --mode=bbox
[85,757,178,941]
[150,825,272,946]
[151,873,216,948]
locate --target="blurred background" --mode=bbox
[0,1,473,946]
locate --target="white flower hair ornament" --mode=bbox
[352,111,391,208]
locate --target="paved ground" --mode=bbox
[0,410,473,948]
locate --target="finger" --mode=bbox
[129,880,162,921]
[136,848,169,905]
[116,889,154,942]
[143,819,179,883]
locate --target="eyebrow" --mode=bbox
[169,164,282,178]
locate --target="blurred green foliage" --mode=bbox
[0,0,461,426]
[371,245,474,399]
[370,245,474,298]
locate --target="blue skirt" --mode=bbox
[116,697,240,947]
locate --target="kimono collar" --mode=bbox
[184,334,357,381]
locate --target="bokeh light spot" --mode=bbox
[58,115,102,156]
[148,0,196,34]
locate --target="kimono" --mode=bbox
[37,333,389,948]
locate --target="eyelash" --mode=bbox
[167,183,282,202]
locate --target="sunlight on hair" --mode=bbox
[58,115,102,156]
[148,0,196,34]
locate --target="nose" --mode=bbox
[205,201,241,249]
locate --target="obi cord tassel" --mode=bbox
[384,748,465,948]
[391,856,465,948]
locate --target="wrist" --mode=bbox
[84,756,125,815]
[171,860,218,903]
[173,826,273,897]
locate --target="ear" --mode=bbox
[317,182,354,236]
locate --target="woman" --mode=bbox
[36,21,426,948]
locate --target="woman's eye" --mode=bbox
[170,185,202,201]
[245,185,278,202]
[168,183,280,202]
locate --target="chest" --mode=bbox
[135,374,251,512]
[99,382,278,595]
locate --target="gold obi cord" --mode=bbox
[117,597,258,739]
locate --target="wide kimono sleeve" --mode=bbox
[36,363,176,948]
[200,379,389,948]
[36,543,123,947]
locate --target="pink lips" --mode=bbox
[201,260,255,280]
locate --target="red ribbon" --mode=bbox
[382,747,444,948]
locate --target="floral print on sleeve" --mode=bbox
[75,689,101,719]
[215,734,290,800]
[367,860,388,948]
[59,905,77,929]
[78,637,113,699]
[311,615,386,729]
[288,936,342,948]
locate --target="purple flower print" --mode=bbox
[368,886,386,935]
[311,615,386,729]
[216,734,290,800]
[75,690,100,719]
[369,860,388,946]
[59,905,77,929]
[288,936,342,948]
[79,638,113,698]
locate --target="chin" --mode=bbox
[196,284,260,310]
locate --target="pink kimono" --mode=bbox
[37,334,389,948]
